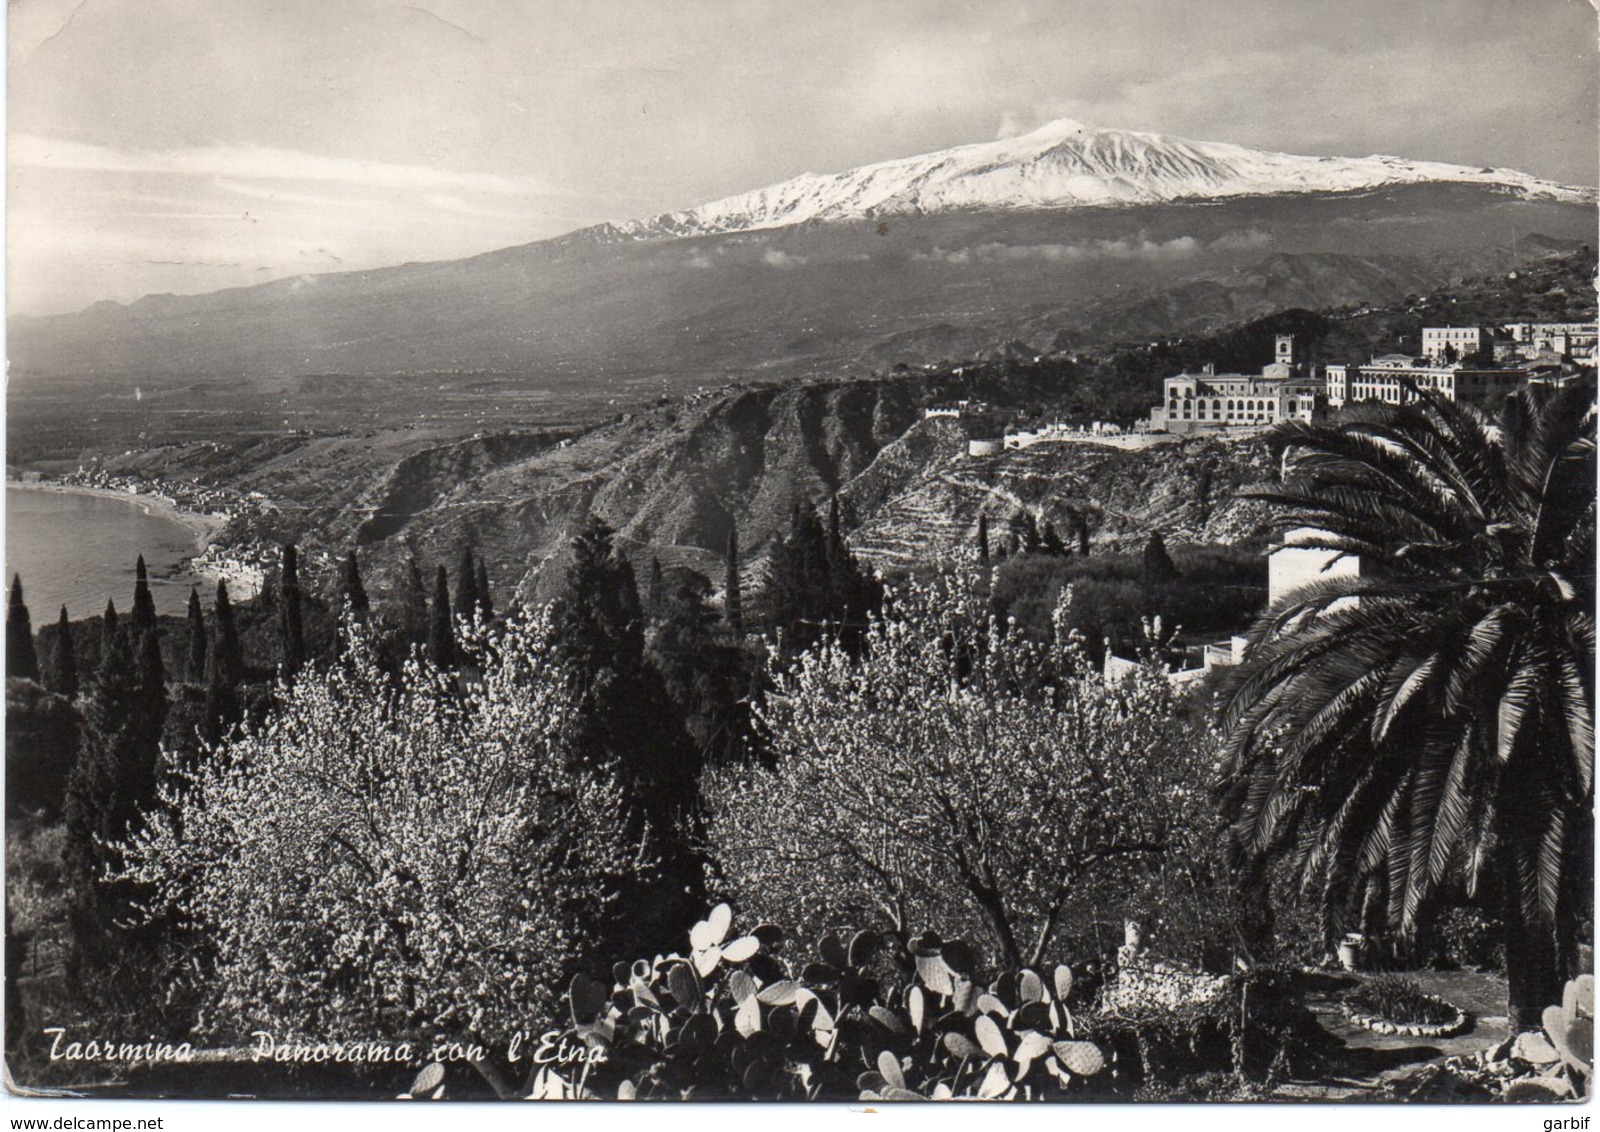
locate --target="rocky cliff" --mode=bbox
[184,368,1279,605]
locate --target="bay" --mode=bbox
[5,485,209,621]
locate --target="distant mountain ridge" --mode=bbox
[599,119,1596,240]
[8,120,1595,391]
[64,249,1595,606]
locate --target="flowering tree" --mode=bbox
[705,574,1210,970]
[116,611,651,1053]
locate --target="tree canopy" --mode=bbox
[115,612,651,1050]
[1217,379,1595,1023]
[707,574,1209,969]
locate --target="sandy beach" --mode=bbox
[10,480,228,554]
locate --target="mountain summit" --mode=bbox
[11,120,1594,391]
[610,119,1594,239]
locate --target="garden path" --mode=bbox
[1275,968,1511,1100]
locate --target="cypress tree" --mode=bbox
[404,558,431,643]
[51,605,78,699]
[7,575,39,683]
[74,630,137,825]
[132,629,168,768]
[102,598,119,648]
[551,515,689,791]
[832,495,857,588]
[766,499,830,648]
[475,559,493,621]
[131,556,157,630]
[63,624,136,985]
[824,498,880,647]
[1011,511,1042,556]
[341,550,369,614]
[201,624,241,748]
[279,543,305,677]
[765,497,881,654]
[1141,532,1181,586]
[552,515,702,948]
[1067,505,1091,557]
[184,587,207,683]
[977,513,990,564]
[650,566,752,768]
[454,546,480,621]
[429,566,456,668]
[645,556,665,619]
[62,619,168,1016]
[724,527,743,635]
[213,580,242,686]
[1041,521,1069,558]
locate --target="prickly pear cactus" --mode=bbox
[398,905,1117,1101]
[1541,973,1594,1095]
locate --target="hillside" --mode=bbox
[92,354,1275,607]
[46,256,1598,612]
[10,159,1594,402]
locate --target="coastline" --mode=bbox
[6,480,227,554]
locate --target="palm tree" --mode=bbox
[1217,378,1594,1027]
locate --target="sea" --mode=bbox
[5,485,207,621]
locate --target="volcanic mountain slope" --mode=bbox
[609,118,1591,238]
[10,123,1594,392]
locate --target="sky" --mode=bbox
[7,0,1598,316]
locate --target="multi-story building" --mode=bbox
[1502,322,1598,366]
[1324,354,1526,409]
[1420,326,1493,362]
[1504,321,1597,343]
[1147,335,1325,435]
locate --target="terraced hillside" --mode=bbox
[843,421,1277,569]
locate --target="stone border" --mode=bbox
[1342,999,1470,1039]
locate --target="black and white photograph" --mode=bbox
[3,0,1596,1118]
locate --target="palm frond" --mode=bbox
[1220,376,1595,947]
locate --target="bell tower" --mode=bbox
[1275,334,1295,367]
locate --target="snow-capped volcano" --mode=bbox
[612,119,1594,238]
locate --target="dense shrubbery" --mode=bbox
[1427,906,1506,971]
[991,543,1266,656]
[5,678,78,820]
[1089,965,1326,1097]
